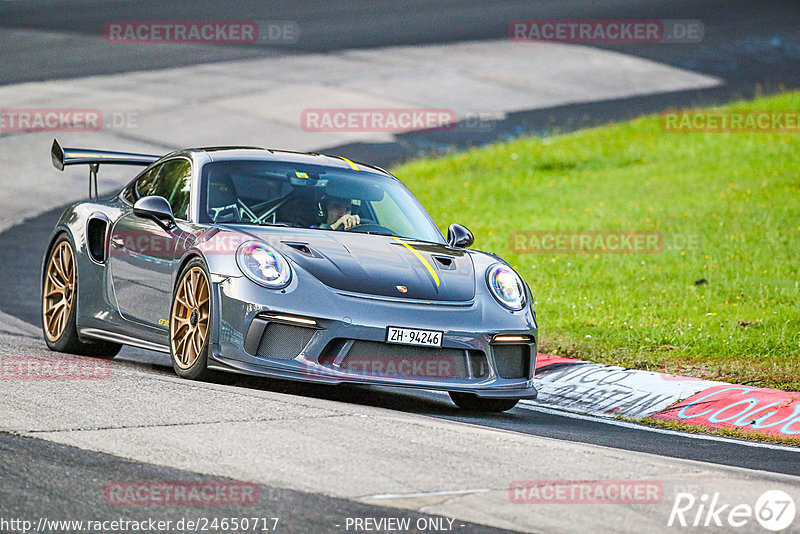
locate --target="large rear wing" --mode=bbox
[51,139,161,199]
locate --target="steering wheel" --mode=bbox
[345,219,397,235]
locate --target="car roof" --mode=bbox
[179,147,392,177]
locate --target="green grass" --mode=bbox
[391,92,800,390]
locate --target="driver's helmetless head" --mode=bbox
[324,196,352,224]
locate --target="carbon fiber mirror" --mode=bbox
[447,223,474,248]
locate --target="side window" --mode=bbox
[134,159,193,220]
[121,181,137,205]
[134,166,160,199]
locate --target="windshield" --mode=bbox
[198,160,445,243]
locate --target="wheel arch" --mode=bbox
[173,251,205,290]
[41,227,75,291]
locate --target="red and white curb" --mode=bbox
[527,354,800,439]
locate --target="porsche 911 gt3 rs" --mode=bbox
[42,139,538,412]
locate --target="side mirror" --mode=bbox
[133,196,175,229]
[447,223,474,248]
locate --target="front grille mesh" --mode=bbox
[493,344,531,379]
[256,322,316,360]
[340,340,469,379]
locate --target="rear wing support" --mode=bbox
[51,139,161,200]
[89,163,100,200]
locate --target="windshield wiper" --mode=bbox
[361,230,397,237]
[257,222,293,227]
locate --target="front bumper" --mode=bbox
[208,273,538,400]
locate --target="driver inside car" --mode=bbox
[318,195,360,230]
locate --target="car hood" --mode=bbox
[242,228,476,301]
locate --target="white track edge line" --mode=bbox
[361,488,492,500]
[517,402,800,453]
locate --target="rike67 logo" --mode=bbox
[668,490,796,531]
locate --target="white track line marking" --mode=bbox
[517,402,800,453]
[361,488,491,500]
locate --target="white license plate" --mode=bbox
[386,327,443,347]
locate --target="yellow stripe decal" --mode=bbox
[339,157,359,171]
[393,237,440,287]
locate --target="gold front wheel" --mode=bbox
[170,264,211,374]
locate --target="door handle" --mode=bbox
[111,236,125,249]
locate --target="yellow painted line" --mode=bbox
[393,237,440,287]
[339,157,359,171]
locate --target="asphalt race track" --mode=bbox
[1,1,800,532]
[0,432,512,534]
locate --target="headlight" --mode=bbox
[486,263,525,311]
[236,241,291,288]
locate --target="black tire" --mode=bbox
[42,234,122,358]
[170,258,214,381]
[449,392,519,413]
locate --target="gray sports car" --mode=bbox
[42,139,538,412]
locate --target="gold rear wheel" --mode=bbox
[43,241,75,343]
[170,266,210,370]
[41,235,121,357]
